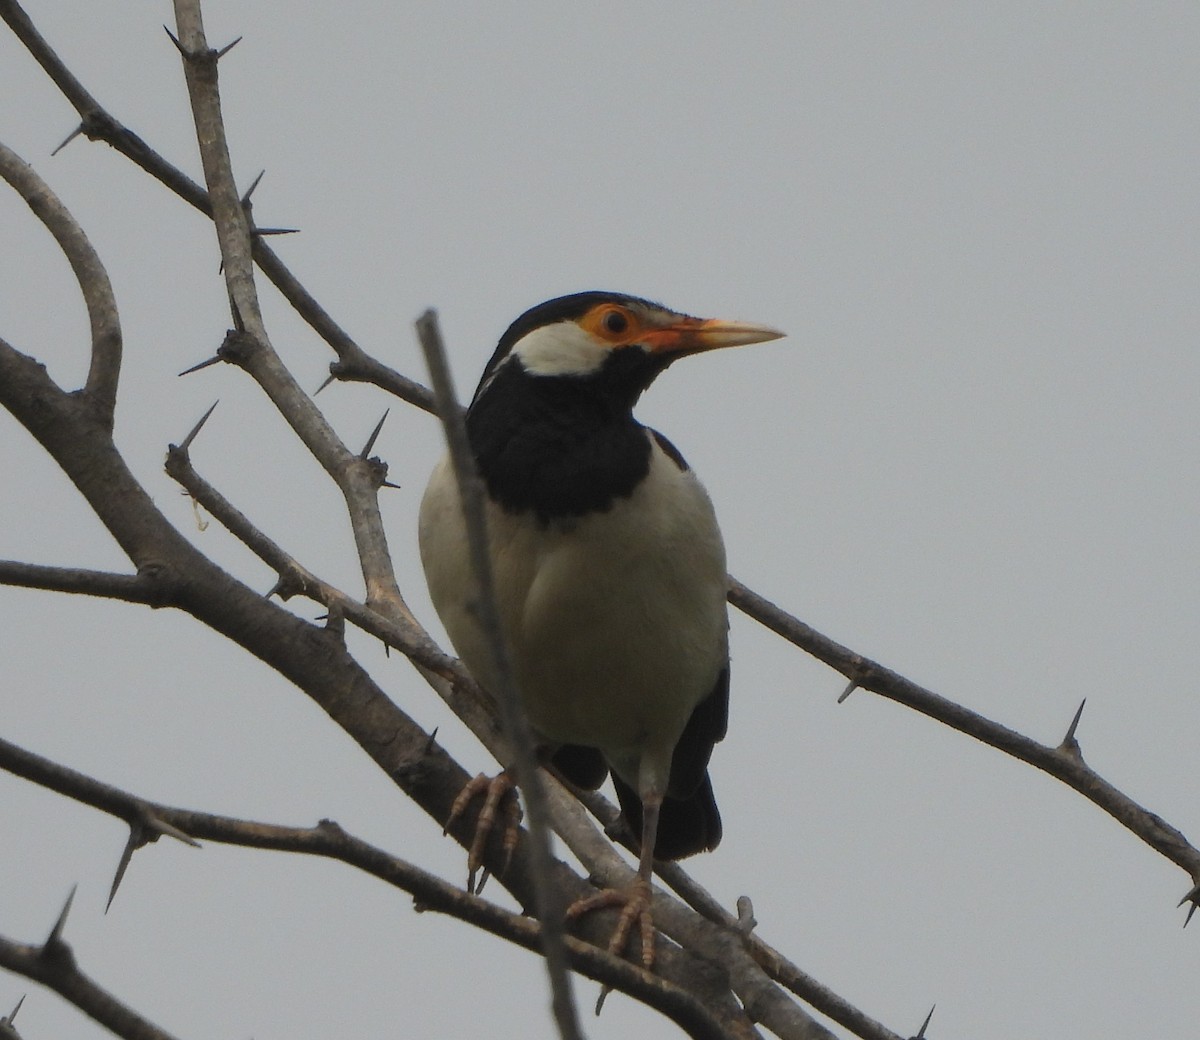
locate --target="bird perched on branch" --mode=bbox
[419,291,783,968]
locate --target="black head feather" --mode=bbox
[471,291,671,403]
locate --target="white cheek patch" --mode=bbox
[513,322,634,377]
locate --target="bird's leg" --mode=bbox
[566,790,663,976]
[444,770,522,894]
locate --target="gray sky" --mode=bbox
[2,3,1198,1038]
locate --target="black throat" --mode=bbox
[466,349,667,523]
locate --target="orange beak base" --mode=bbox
[641,316,785,358]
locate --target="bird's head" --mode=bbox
[472,292,784,407]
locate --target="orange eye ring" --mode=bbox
[600,308,629,335]
[582,304,638,342]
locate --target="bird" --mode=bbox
[418,291,783,967]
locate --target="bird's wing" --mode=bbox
[668,663,730,798]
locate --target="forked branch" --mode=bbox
[0,141,120,424]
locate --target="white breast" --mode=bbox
[418,435,728,794]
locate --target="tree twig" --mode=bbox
[0,141,121,425]
[0,736,734,1040]
[728,579,1200,884]
[416,309,585,1040]
[0,561,166,604]
[163,432,501,745]
[168,1,416,630]
[0,890,180,1040]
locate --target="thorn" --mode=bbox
[313,373,337,396]
[1062,698,1087,748]
[240,169,266,205]
[4,994,25,1024]
[912,1003,936,1039]
[266,577,285,600]
[359,409,390,458]
[252,226,300,237]
[423,727,440,756]
[215,35,243,60]
[179,401,220,451]
[324,604,345,640]
[51,123,85,157]
[177,354,223,377]
[1177,881,1200,928]
[837,679,858,703]
[107,825,145,912]
[151,816,201,848]
[162,25,186,56]
[381,480,403,490]
[106,813,200,913]
[45,884,78,948]
[735,895,758,934]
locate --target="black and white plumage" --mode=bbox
[419,291,782,957]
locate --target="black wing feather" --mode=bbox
[668,663,729,798]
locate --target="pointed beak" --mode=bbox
[641,316,786,358]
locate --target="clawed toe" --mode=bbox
[444,771,521,894]
[566,875,656,971]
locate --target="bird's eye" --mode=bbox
[601,310,629,335]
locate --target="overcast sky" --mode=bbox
[2,3,1198,1038]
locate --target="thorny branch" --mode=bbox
[1,2,1196,1039]
[0,737,734,1040]
[417,310,585,1040]
[0,141,120,425]
[0,561,166,605]
[0,902,180,1040]
[0,323,758,1034]
[728,581,1200,883]
[162,414,851,1037]
[169,0,414,627]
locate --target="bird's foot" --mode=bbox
[566,874,656,972]
[444,771,521,894]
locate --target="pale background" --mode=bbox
[2,4,1197,1038]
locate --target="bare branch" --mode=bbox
[416,309,584,1040]
[6,7,1192,1037]
[0,141,121,423]
[167,4,415,629]
[0,1,106,128]
[0,561,166,604]
[3,1,436,413]
[555,786,888,1040]
[0,891,181,1040]
[728,579,1200,882]
[326,340,437,411]
[170,3,260,329]
[162,440,486,718]
[0,735,737,1039]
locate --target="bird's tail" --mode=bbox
[611,771,722,861]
